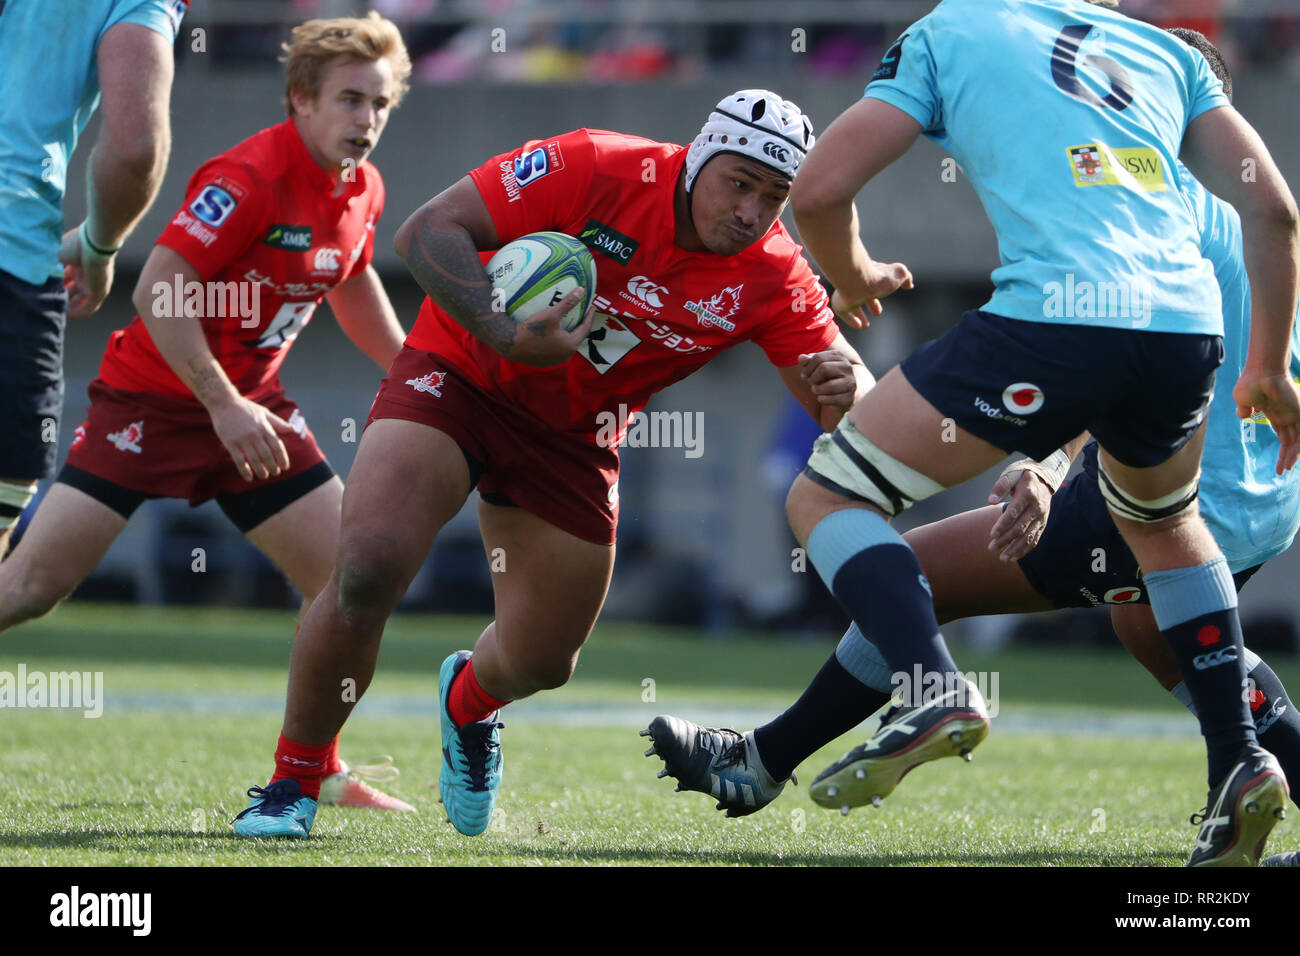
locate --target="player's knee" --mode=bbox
[4,565,76,625]
[334,549,406,623]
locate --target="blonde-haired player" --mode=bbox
[0,13,416,814]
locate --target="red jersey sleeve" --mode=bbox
[750,248,840,366]
[467,130,598,243]
[155,158,270,279]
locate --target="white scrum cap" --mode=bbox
[684,89,816,191]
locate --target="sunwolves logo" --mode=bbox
[263,224,313,250]
[106,421,144,454]
[578,218,639,265]
[684,284,742,332]
[407,371,447,397]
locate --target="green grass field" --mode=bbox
[2,603,1296,866]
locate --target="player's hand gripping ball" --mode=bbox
[486,231,597,332]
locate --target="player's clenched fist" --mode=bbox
[209,396,295,482]
[798,350,871,412]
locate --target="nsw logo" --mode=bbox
[1002,383,1044,416]
[189,184,237,228]
[1070,146,1106,184]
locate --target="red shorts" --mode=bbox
[65,378,329,508]
[367,348,619,546]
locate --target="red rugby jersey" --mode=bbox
[403,128,838,438]
[98,119,384,400]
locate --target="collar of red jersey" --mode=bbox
[278,120,365,199]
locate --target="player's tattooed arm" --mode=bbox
[185,355,237,407]
[396,177,592,367]
[400,218,520,354]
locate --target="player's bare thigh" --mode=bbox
[244,476,344,604]
[332,418,475,615]
[904,505,1055,625]
[787,367,1008,543]
[470,498,615,700]
[0,482,127,628]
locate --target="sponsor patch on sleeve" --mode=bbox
[512,141,565,188]
[871,34,908,82]
[1067,144,1166,192]
[188,184,238,227]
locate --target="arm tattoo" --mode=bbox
[403,218,519,355]
[186,356,226,405]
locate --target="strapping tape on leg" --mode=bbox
[1098,462,1199,523]
[803,418,944,517]
[0,482,36,531]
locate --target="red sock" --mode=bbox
[323,736,343,777]
[448,658,510,727]
[269,733,333,800]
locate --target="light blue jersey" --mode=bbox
[1182,166,1300,572]
[0,0,185,285]
[865,0,1230,335]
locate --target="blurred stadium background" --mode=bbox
[34,0,1300,655]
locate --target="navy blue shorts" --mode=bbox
[1018,443,1263,608]
[0,268,67,480]
[900,310,1223,467]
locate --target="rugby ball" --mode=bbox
[485,231,597,332]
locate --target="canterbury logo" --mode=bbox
[1192,647,1239,670]
[762,141,791,163]
[314,247,341,271]
[626,276,667,308]
[1258,699,1288,734]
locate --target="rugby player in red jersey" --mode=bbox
[0,13,416,813]
[234,89,898,837]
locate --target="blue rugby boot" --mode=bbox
[232,778,317,838]
[439,651,504,836]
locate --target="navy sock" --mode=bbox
[754,654,891,783]
[1147,558,1257,785]
[807,509,959,680]
[1244,656,1300,806]
[1175,651,1300,806]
